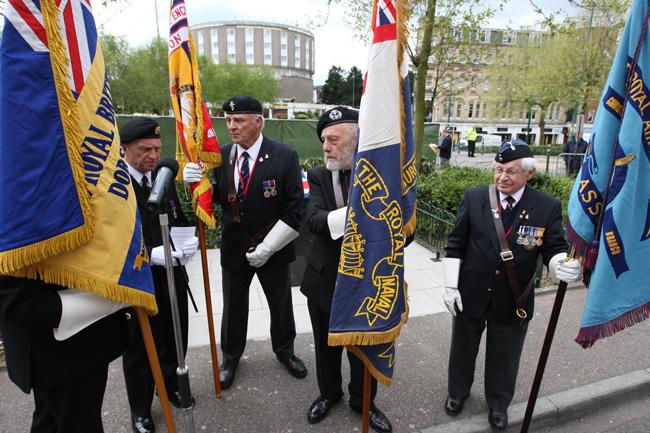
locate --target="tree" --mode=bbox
[331,0,505,166]
[199,61,280,110]
[345,66,364,108]
[320,65,348,104]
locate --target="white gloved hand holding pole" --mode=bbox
[327,207,347,240]
[182,162,203,184]
[54,289,127,341]
[181,236,199,258]
[549,252,582,283]
[246,220,299,268]
[150,245,184,266]
[442,257,463,316]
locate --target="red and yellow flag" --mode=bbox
[168,0,221,229]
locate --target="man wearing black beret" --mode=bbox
[441,140,581,430]
[119,117,199,433]
[299,106,392,432]
[183,96,307,389]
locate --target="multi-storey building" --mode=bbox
[426,27,586,145]
[191,20,315,103]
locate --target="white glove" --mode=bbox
[442,257,463,316]
[549,252,582,283]
[327,207,347,240]
[54,289,127,341]
[443,287,463,316]
[150,245,184,266]
[183,162,203,184]
[182,236,199,258]
[246,220,299,268]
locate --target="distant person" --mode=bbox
[441,140,582,430]
[429,127,453,167]
[465,126,478,157]
[563,132,588,175]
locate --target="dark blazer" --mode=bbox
[300,166,343,312]
[0,276,129,393]
[212,136,304,271]
[439,135,452,160]
[445,185,567,324]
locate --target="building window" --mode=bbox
[305,39,310,70]
[480,29,490,43]
[280,31,288,66]
[502,31,514,45]
[245,28,254,65]
[468,102,474,118]
[197,32,204,56]
[475,101,480,119]
[482,103,487,119]
[456,102,462,118]
[210,30,218,63]
[294,35,301,68]
[264,29,272,65]
[227,28,236,62]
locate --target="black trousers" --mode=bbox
[448,309,528,412]
[467,140,476,157]
[221,263,296,362]
[30,364,108,433]
[308,301,377,408]
[122,266,189,416]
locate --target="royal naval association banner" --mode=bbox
[168,0,221,229]
[328,0,416,386]
[567,0,650,347]
[0,0,156,312]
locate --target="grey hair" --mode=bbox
[255,114,265,130]
[492,157,537,173]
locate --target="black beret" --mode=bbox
[317,106,359,138]
[120,117,160,145]
[495,139,534,163]
[222,96,262,115]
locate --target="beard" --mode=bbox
[324,145,355,172]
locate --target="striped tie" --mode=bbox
[238,151,250,204]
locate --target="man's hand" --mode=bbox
[549,252,582,283]
[443,287,463,316]
[245,220,299,268]
[183,162,203,184]
[150,246,183,266]
[182,236,199,258]
[246,242,273,268]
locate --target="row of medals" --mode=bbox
[516,226,545,250]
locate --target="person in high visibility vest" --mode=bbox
[465,127,478,157]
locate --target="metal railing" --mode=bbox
[554,152,586,177]
[415,201,455,261]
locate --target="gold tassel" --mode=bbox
[346,346,393,387]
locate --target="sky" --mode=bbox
[1,0,581,85]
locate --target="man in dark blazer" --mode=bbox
[430,127,453,167]
[120,118,199,433]
[441,140,582,430]
[0,276,130,433]
[300,107,392,433]
[183,96,306,390]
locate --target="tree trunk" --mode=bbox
[413,0,437,167]
[537,105,546,146]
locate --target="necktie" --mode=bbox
[505,196,515,211]
[141,176,151,196]
[502,196,515,229]
[238,151,250,204]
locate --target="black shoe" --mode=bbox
[219,360,238,390]
[488,409,508,431]
[131,413,155,433]
[444,395,466,416]
[277,354,307,378]
[307,396,340,424]
[351,404,393,433]
[167,391,195,409]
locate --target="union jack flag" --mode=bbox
[6,0,96,98]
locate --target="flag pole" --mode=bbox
[520,279,568,433]
[362,366,371,433]
[197,219,222,397]
[136,307,178,433]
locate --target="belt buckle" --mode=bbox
[500,250,514,261]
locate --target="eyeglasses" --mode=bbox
[494,168,525,176]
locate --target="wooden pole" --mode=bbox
[197,220,222,397]
[362,366,371,433]
[520,280,568,433]
[136,307,177,433]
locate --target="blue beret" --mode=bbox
[495,139,534,163]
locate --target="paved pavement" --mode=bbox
[2,242,650,433]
